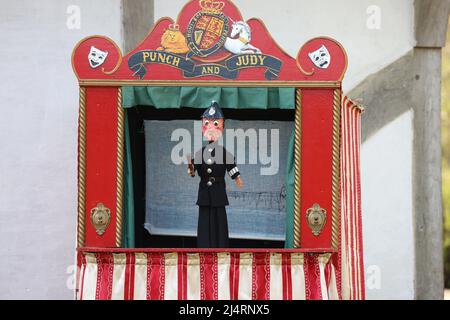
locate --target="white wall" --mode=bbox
[361,111,415,299]
[0,0,122,299]
[155,0,415,91]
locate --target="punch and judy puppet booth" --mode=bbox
[72,0,365,300]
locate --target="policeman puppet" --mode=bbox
[188,101,243,248]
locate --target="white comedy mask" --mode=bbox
[88,46,108,69]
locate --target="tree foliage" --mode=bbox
[442,18,450,288]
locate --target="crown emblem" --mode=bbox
[168,23,180,31]
[199,0,225,14]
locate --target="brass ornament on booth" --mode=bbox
[306,203,327,236]
[90,203,111,236]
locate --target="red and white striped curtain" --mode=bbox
[76,95,364,300]
[77,251,339,300]
[340,96,365,300]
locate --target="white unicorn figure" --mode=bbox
[224,20,262,55]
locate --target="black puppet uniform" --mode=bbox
[193,141,240,248]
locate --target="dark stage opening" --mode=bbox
[127,106,294,249]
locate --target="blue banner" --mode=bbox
[226,54,282,80]
[128,51,283,80]
[128,51,195,79]
[184,64,238,79]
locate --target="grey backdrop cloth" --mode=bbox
[144,119,293,240]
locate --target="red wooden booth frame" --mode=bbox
[72,0,347,294]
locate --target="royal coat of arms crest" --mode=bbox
[185,0,230,58]
[127,0,282,80]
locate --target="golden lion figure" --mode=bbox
[157,23,190,54]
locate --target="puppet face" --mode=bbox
[88,46,108,68]
[202,118,224,142]
[308,45,331,69]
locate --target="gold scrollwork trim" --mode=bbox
[115,88,124,247]
[77,87,87,247]
[318,253,332,265]
[291,252,304,265]
[293,88,302,248]
[78,80,341,88]
[331,89,341,250]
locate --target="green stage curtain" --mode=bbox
[284,130,295,248]
[121,86,295,248]
[123,112,135,248]
[123,86,295,109]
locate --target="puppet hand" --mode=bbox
[187,168,195,177]
[235,176,244,188]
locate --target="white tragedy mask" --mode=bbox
[308,45,331,69]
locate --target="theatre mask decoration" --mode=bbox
[88,46,108,69]
[127,0,282,80]
[308,45,331,69]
